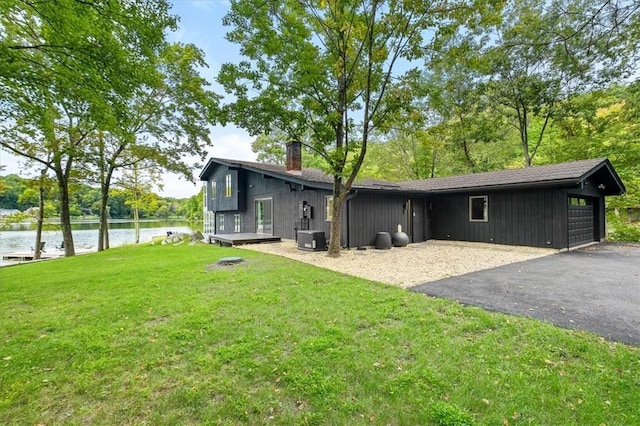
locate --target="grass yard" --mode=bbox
[1,243,639,425]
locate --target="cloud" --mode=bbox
[206,130,256,161]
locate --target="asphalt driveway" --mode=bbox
[411,243,640,346]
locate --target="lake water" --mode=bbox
[0,219,196,265]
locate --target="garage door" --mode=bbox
[568,196,594,247]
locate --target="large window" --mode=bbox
[217,213,225,231]
[234,214,241,232]
[469,196,488,222]
[203,182,208,210]
[325,195,334,221]
[225,174,232,197]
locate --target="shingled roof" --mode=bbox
[200,157,625,195]
[200,158,333,187]
[200,158,408,190]
[398,158,625,195]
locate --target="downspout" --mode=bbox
[345,190,359,248]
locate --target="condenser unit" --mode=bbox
[297,230,327,251]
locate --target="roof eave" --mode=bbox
[199,158,333,190]
[427,178,580,194]
[577,158,626,195]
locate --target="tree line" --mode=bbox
[0,173,203,221]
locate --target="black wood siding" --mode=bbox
[347,192,412,247]
[205,167,246,212]
[431,188,573,249]
[241,171,333,240]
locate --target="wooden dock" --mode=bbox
[2,252,64,262]
[207,233,281,246]
[1,249,93,264]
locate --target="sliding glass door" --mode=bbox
[255,198,273,234]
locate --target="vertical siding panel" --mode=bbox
[428,189,564,248]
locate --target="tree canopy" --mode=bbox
[0,0,218,254]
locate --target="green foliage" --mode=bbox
[0,210,32,230]
[537,83,640,209]
[0,175,28,209]
[0,0,180,255]
[0,243,639,424]
[219,0,503,255]
[607,213,640,242]
[419,0,640,168]
[252,132,286,164]
[180,190,204,221]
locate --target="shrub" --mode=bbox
[607,213,640,242]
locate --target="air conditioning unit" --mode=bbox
[297,230,327,251]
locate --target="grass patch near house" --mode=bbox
[1,243,639,425]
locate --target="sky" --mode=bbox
[0,0,258,199]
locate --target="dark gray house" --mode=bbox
[199,142,625,250]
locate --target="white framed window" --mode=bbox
[212,181,217,199]
[204,211,215,234]
[225,174,232,197]
[218,213,225,231]
[203,182,208,210]
[234,214,241,232]
[469,196,488,222]
[325,195,334,221]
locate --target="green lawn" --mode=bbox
[1,243,638,425]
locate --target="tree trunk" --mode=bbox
[33,171,46,260]
[133,203,140,244]
[97,164,114,251]
[57,174,76,257]
[98,186,110,251]
[327,177,345,257]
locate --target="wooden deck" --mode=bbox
[207,233,281,246]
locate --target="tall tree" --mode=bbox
[424,0,640,167]
[484,0,640,166]
[115,163,161,244]
[251,133,287,164]
[81,42,219,251]
[0,0,177,256]
[540,83,640,210]
[219,0,502,256]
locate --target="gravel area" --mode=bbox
[239,239,557,288]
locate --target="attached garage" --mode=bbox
[568,196,596,247]
[410,158,625,250]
